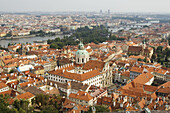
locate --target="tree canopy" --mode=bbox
[48,25,124,49]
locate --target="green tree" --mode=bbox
[39,45,43,49]
[13,100,20,110]
[156,46,163,53]
[35,94,49,107]
[13,99,29,112]
[9,69,14,73]
[87,105,110,113]
[0,94,10,113]
[137,58,142,61]
[10,108,19,113]
[5,32,12,37]
[41,105,58,113]
[18,108,26,113]
[144,57,147,62]
[49,25,112,49]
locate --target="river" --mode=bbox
[0,35,67,48]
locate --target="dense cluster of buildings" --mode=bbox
[1,13,170,40]
[0,14,170,113]
[0,14,104,38]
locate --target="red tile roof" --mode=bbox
[0,82,8,89]
[15,92,34,100]
[69,91,93,101]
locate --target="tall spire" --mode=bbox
[78,41,84,50]
[143,38,146,49]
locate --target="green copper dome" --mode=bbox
[76,41,89,56]
[76,50,89,55]
[78,41,85,50]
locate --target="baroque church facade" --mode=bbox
[48,42,112,87]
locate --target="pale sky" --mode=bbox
[0,0,170,13]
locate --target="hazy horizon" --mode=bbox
[0,0,170,13]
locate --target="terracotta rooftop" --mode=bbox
[133,72,154,84]
[157,87,170,94]
[128,46,143,52]
[82,60,105,71]
[69,91,93,101]
[0,82,8,89]
[49,69,101,82]
[143,85,158,92]
[15,92,34,100]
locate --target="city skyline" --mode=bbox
[0,0,170,13]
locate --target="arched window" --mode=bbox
[82,58,84,63]
[78,58,79,62]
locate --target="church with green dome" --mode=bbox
[75,41,89,64]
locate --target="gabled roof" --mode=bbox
[138,98,146,109]
[69,91,93,101]
[63,98,89,111]
[82,60,105,71]
[133,72,154,84]
[157,87,170,94]
[49,69,101,81]
[159,81,170,88]
[97,96,113,106]
[130,66,144,73]
[23,86,46,95]
[15,92,34,100]
[128,46,143,52]
[47,80,89,91]
[143,85,158,92]
[0,82,8,89]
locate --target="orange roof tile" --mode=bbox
[15,92,34,100]
[0,82,8,89]
[69,91,93,101]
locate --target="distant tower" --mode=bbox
[100,9,102,14]
[19,44,26,55]
[75,41,89,64]
[108,9,110,15]
[143,38,146,49]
